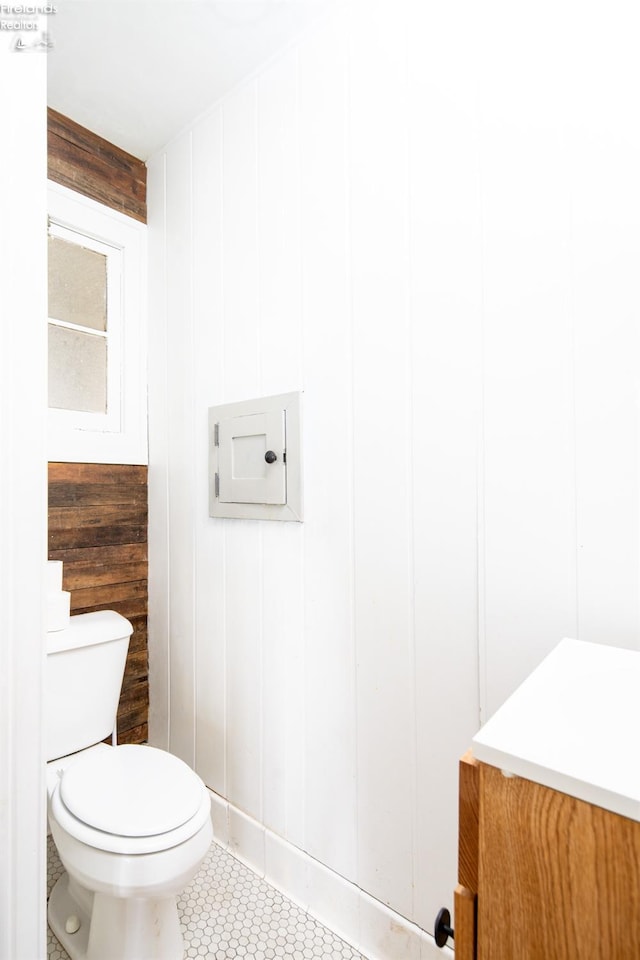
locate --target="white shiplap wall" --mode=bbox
[0,38,47,960]
[147,1,640,953]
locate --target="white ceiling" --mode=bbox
[47,0,331,160]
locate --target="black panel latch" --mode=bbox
[434,907,454,948]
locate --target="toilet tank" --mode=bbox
[46,610,133,762]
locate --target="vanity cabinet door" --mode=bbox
[477,762,640,960]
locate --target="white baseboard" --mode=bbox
[207,789,453,960]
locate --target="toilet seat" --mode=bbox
[50,744,211,855]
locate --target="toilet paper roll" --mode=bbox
[46,560,63,593]
[47,591,71,632]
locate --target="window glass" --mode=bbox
[48,236,107,331]
[48,324,107,413]
[47,234,109,415]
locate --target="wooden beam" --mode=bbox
[47,108,147,223]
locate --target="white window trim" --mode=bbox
[47,181,148,464]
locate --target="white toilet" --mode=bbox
[46,610,213,960]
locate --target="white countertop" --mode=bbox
[472,638,640,822]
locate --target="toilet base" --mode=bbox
[49,871,184,960]
[49,873,90,960]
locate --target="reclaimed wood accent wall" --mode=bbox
[48,463,149,744]
[47,107,147,223]
[47,115,149,742]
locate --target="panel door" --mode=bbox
[218,410,286,505]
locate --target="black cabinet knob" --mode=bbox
[265,450,277,464]
[434,907,454,948]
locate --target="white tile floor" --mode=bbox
[47,835,366,960]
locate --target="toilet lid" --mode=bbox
[59,744,204,837]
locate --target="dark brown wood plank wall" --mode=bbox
[47,113,149,744]
[48,463,148,744]
[48,108,147,223]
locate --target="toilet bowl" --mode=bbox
[46,610,213,960]
[48,743,213,960]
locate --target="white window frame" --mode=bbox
[48,222,122,432]
[47,181,147,464]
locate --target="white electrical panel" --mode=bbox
[209,392,302,521]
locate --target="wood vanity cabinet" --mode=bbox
[455,751,640,960]
[451,639,640,958]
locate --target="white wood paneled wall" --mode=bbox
[148,0,640,945]
[0,39,47,960]
[478,0,640,717]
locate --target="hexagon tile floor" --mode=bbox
[47,835,366,960]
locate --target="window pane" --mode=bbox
[48,236,107,331]
[48,325,107,414]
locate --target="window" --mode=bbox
[48,229,114,418]
[47,182,147,464]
